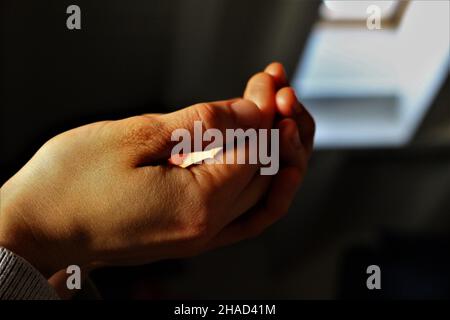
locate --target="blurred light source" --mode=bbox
[322,1,398,21]
[293,0,450,148]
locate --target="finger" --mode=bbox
[210,166,302,248]
[276,87,315,157]
[48,265,93,300]
[244,72,277,129]
[189,134,261,195]
[276,87,302,117]
[160,98,261,143]
[277,118,306,169]
[298,107,315,157]
[264,62,288,88]
[231,173,272,219]
[230,118,305,218]
[209,119,308,247]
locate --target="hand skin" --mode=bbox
[0,63,315,289]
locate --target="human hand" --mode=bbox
[0,64,314,280]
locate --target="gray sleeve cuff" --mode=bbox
[0,247,60,300]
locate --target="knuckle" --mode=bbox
[250,72,273,85]
[119,116,165,150]
[121,118,152,146]
[193,103,231,131]
[194,103,218,129]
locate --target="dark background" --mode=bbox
[2,0,449,299]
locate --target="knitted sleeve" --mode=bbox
[0,247,59,300]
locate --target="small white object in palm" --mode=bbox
[169,147,223,168]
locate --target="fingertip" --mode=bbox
[244,72,277,129]
[264,62,288,88]
[276,87,302,117]
[248,72,276,91]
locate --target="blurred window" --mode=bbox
[321,1,409,28]
[293,1,450,148]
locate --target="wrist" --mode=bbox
[0,185,59,278]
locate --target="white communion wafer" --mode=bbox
[171,146,223,168]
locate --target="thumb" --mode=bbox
[159,99,261,142]
[157,99,263,188]
[152,99,261,159]
[115,99,261,166]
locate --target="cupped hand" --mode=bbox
[0,64,314,281]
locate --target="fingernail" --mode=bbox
[291,127,302,149]
[230,99,260,127]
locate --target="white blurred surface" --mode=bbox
[293,0,450,148]
[322,1,397,20]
